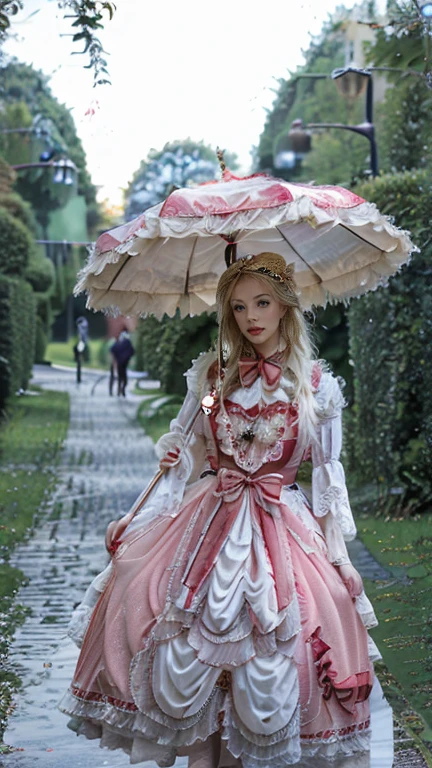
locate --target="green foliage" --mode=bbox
[358,514,432,736]
[125,139,238,220]
[137,395,184,443]
[0,191,39,234]
[25,248,55,295]
[64,0,115,85]
[365,17,432,173]
[369,0,432,85]
[311,303,353,400]
[0,102,33,166]
[256,4,374,183]
[0,1,23,36]
[347,169,432,514]
[0,206,33,276]
[34,315,48,363]
[0,275,36,409]
[136,313,218,394]
[1,63,97,207]
[0,1,115,85]
[301,132,368,187]
[0,387,69,740]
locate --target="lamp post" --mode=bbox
[274,119,312,172]
[306,66,378,176]
[11,159,77,184]
[420,1,432,18]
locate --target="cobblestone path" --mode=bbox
[1,365,187,768]
[0,365,428,768]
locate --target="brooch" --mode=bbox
[201,388,218,416]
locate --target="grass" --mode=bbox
[0,388,69,743]
[45,339,110,370]
[136,394,183,442]
[356,511,432,754]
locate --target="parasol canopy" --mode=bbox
[75,170,417,317]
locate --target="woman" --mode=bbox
[61,253,393,767]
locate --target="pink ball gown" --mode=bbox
[60,351,393,767]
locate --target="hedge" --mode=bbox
[346,170,432,514]
[0,275,36,410]
[0,207,33,277]
[24,250,56,362]
[0,192,39,235]
[136,313,218,395]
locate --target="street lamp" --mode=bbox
[306,66,378,177]
[11,159,78,185]
[52,158,76,185]
[274,119,312,171]
[420,1,432,18]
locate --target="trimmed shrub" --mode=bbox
[347,169,432,514]
[136,313,218,394]
[0,275,36,409]
[0,192,40,235]
[35,315,48,364]
[25,250,55,295]
[0,207,33,277]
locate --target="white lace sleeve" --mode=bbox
[126,353,215,539]
[311,372,357,545]
[154,350,216,484]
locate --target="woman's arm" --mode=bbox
[155,350,217,483]
[311,372,363,596]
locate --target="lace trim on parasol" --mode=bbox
[75,198,416,319]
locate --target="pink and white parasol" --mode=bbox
[75,170,416,317]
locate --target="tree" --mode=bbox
[125,139,238,222]
[0,60,100,235]
[364,1,432,172]
[256,2,377,185]
[0,1,115,85]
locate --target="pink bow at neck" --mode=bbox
[239,354,283,391]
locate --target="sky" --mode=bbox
[4,0,381,205]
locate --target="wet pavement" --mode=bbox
[0,365,429,768]
[1,365,186,768]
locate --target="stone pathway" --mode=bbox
[1,365,187,768]
[0,365,429,768]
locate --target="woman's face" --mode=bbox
[230,275,286,358]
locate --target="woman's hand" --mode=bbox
[336,562,364,598]
[105,510,134,556]
[159,444,181,470]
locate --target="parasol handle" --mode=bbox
[128,468,165,519]
[224,241,237,267]
[128,401,202,522]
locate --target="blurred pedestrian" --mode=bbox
[109,330,135,397]
[73,316,89,384]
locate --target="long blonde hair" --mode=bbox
[215,253,318,437]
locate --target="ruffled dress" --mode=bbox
[60,352,393,768]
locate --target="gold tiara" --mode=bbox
[236,253,295,286]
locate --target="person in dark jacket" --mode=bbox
[109,331,135,397]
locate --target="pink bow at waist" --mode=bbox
[214,468,283,510]
[183,469,294,611]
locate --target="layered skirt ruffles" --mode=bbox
[60,469,391,767]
